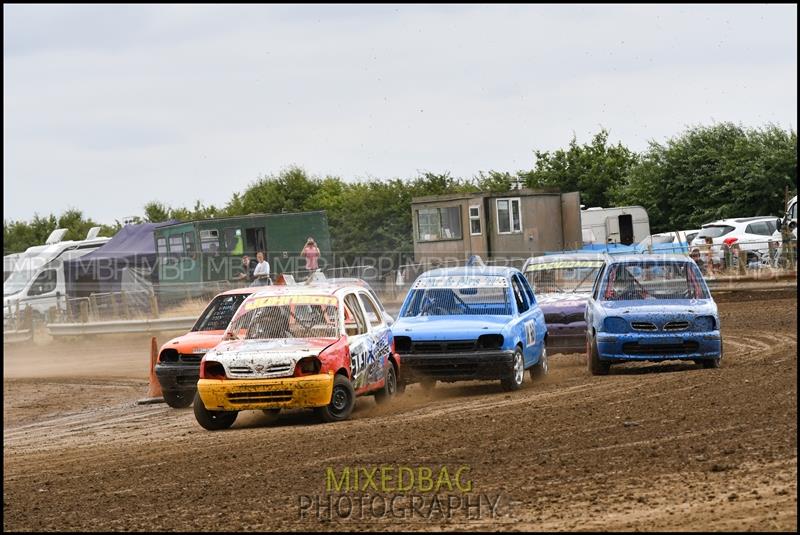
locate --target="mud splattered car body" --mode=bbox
[521,254,605,355]
[392,266,548,391]
[194,284,399,429]
[155,288,256,408]
[585,255,722,375]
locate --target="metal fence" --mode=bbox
[3,238,796,343]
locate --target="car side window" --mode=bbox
[343,293,368,336]
[518,274,536,306]
[358,291,383,329]
[511,275,529,313]
[592,265,606,300]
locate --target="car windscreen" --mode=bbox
[402,275,512,316]
[524,260,604,295]
[192,294,248,331]
[697,225,734,239]
[226,295,340,339]
[601,262,709,301]
[3,268,36,296]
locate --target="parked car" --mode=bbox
[391,266,548,392]
[772,195,798,244]
[690,216,777,266]
[193,283,399,430]
[585,255,722,375]
[521,254,605,355]
[155,287,257,408]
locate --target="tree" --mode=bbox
[521,129,639,208]
[615,123,797,232]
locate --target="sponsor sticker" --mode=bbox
[413,276,509,289]
[526,260,604,271]
[524,320,536,347]
[244,295,338,311]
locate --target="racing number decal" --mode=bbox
[524,320,536,347]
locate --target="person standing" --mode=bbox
[236,255,255,282]
[251,251,271,286]
[300,237,321,273]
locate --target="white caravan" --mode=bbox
[3,227,110,319]
[581,206,650,246]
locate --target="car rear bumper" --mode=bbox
[399,350,516,383]
[596,332,722,362]
[197,373,334,411]
[155,363,200,392]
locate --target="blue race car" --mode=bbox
[392,266,548,391]
[585,255,722,375]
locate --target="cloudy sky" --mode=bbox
[4,4,797,224]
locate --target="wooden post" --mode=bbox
[737,245,746,276]
[47,306,57,324]
[89,294,98,321]
[24,305,33,331]
[121,291,130,319]
[79,301,89,323]
[149,292,160,319]
[15,300,20,330]
[110,292,119,319]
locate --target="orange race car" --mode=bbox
[155,287,257,408]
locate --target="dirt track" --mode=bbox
[3,289,797,531]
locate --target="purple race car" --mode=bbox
[521,254,606,355]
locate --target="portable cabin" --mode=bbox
[153,211,331,285]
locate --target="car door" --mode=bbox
[512,274,545,366]
[357,291,393,391]
[341,291,375,394]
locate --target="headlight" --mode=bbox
[295,356,321,376]
[694,316,716,331]
[603,317,628,333]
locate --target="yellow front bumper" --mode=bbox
[197,373,334,411]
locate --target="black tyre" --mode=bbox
[193,392,238,431]
[501,347,525,391]
[374,362,398,405]
[530,347,549,381]
[587,335,610,376]
[162,389,194,409]
[315,375,356,423]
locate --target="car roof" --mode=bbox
[420,265,520,278]
[607,254,693,264]
[245,283,362,299]
[218,287,261,297]
[525,253,607,264]
[703,216,777,226]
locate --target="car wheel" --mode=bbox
[701,358,721,369]
[162,389,194,409]
[374,363,398,405]
[530,346,549,381]
[587,335,610,376]
[193,392,238,431]
[315,375,356,422]
[501,347,525,391]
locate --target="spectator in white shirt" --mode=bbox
[251,251,271,286]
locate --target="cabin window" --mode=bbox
[245,227,267,254]
[184,232,197,255]
[469,206,482,235]
[199,229,220,253]
[223,227,244,254]
[416,206,462,241]
[496,198,521,234]
[168,235,184,253]
[156,237,168,254]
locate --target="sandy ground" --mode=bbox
[3,287,797,531]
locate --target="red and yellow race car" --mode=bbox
[155,288,257,408]
[193,282,400,430]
